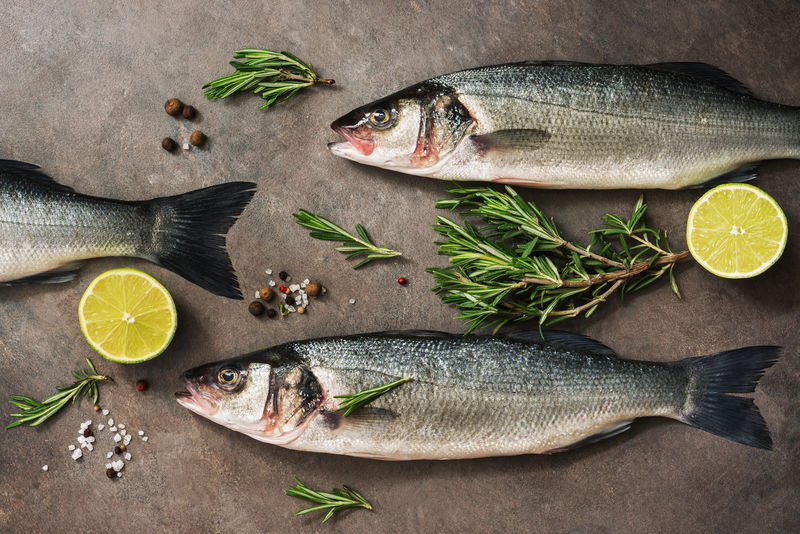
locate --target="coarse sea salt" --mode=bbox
[109,426,117,432]
[289,284,300,292]
[86,436,95,443]
[142,436,149,442]
[71,449,82,460]
[123,435,132,445]
[85,443,94,452]
[102,409,109,415]
[120,429,127,436]
[117,472,122,478]
[42,465,48,472]
[113,433,122,442]
[105,463,112,469]
[98,424,104,430]
[118,424,125,429]
[137,430,144,436]
[108,418,114,426]
[266,269,273,275]
[268,280,275,287]
[68,444,75,451]
[106,452,113,459]
[255,290,260,299]
[303,278,310,285]
[349,298,356,305]
[112,460,124,472]
[125,452,132,461]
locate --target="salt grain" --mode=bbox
[105,463,112,469]
[120,429,127,436]
[112,460,124,472]
[124,452,132,461]
[68,444,75,451]
[349,299,356,305]
[118,424,125,429]
[303,279,310,285]
[102,409,109,415]
[108,418,114,426]
[107,452,113,459]
[142,436,148,442]
[113,433,122,442]
[109,426,117,432]
[86,436,95,443]
[42,465,48,472]
[266,269,273,275]
[117,472,122,477]
[71,449,82,460]
[85,443,93,452]
[254,290,260,299]
[183,143,191,151]
[289,284,300,292]
[268,280,275,287]
[98,424,104,430]
[77,435,86,444]
[137,430,144,436]
[123,435,132,445]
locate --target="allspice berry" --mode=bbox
[189,130,206,147]
[305,281,322,297]
[161,137,177,152]
[259,287,274,301]
[266,308,277,318]
[164,98,183,116]
[106,467,116,479]
[181,105,196,119]
[249,301,265,316]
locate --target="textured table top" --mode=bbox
[0,1,798,532]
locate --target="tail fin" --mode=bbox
[681,346,780,450]
[149,182,256,299]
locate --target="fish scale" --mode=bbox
[177,332,778,460]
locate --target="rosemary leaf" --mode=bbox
[6,359,111,429]
[334,377,411,417]
[203,49,334,109]
[294,209,401,269]
[287,479,373,523]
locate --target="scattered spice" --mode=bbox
[114,445,122,455]
[266,308,277,318]
[94,405,100,412]
[106,467,116,479]
[305,282,321,297]
[397,277,407,285]
[189,130,206,146]
[249,301,265,316]
[285,296,295,306]
[164,98,183,116]
[135,380,148,392]
[83,428,93,437]
[181,105,196,119]
[161,137,178,152]
[297,306,305,314]
[279,271,288,281]
[259,287,274,301]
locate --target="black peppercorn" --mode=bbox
[285,295,295,306]
[115,446,122,455]
[266,308,277,318]
[181,105,196,119]
[249,301,265,316]
[164,98,183,116]
[161,137,177,152]
[278,271,288,281]
[83,428,93,437]
[106,468,116,479]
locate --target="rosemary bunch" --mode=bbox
[287,479,373,523]
[203,49,334,109]
[294,209,402,269]
[6,359,111,429]
[427,185,688,333]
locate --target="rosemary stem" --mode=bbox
[520,249,689,288]
[550,279,625,317]
[629,233,668,255]
[561,240,626,269]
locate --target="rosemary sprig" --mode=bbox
[334,377,411,417]
[6,358,111,429]
[203,49,334,109]
[427,184,689,333]
[287,478,373,523]
[294,209,402,269]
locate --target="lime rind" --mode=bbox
[686,184,788,279]
[78,268,177,364]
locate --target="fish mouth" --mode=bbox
[329,124,375,157]
[175,378,219,416]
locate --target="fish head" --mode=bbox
[176,353,323,445]
[328,83,475,174]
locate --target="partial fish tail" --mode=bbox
[147,182,256,299]
[679,346,780,450]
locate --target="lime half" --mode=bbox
[686,183,788,278]
[79,268,177,363]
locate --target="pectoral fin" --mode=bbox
[543,420,633,454]
[471,129,551,156]
[1,262,85,286]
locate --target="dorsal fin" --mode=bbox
[0,160,75,193]
[645,62,752,96]
[502,330,616,356]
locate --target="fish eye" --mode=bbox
[217,367,241,390]
[369,107,393,127]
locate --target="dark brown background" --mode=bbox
[0,1,798,532]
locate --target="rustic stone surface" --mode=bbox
[0,1,798,532]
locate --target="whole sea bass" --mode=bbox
[328,62,800,189]
[0,160,255,298]
[176,331,778,460]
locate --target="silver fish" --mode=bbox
[176,331,778,460]
[328,62,800,189]
[0,160,255,298]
